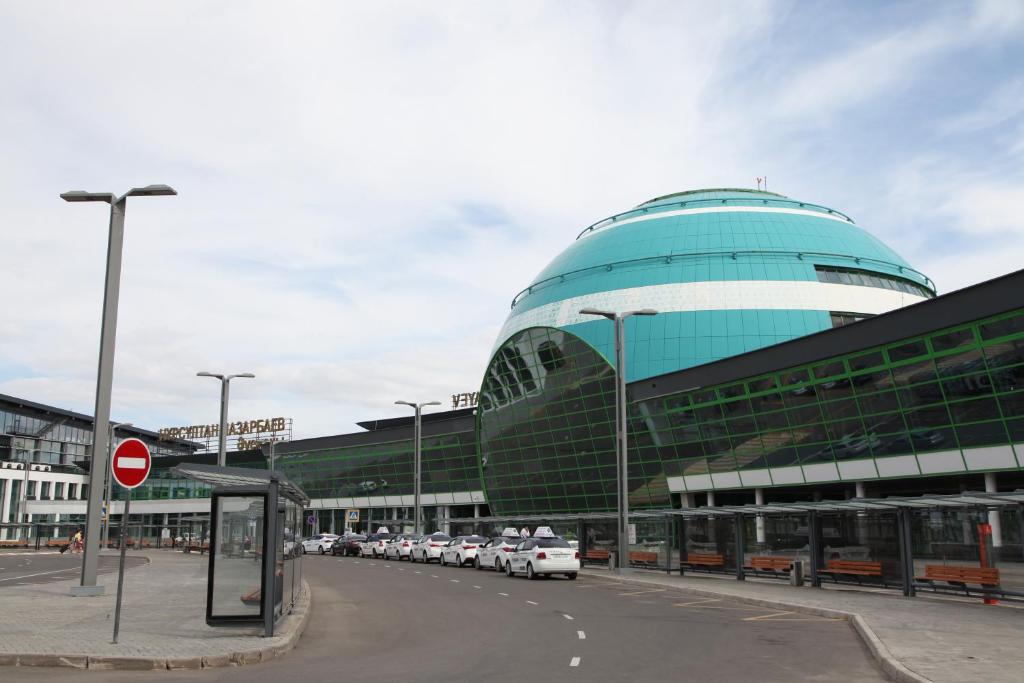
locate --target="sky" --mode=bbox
[1,1,1022,441]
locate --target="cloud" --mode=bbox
[0,1,1020,444]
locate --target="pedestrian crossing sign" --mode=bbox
[346,509,359,522]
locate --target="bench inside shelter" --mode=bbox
[679,552,725,573]
[743,556,794,575]
[916,564,1000,595]
[818,559,884,585]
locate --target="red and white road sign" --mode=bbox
[111,438,152,489]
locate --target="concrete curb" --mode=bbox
[0,579,313,671]
[583,570,931,683]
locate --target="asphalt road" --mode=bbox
[7,553,885,682]
[0,551,147,586]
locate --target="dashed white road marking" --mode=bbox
[473,585,481,589]
[526,600,538,605]
[563,614,574,620]
[399,568,405,571]
[577,630,586,640]
[570,657,581,667]
[498,592,509,597]
[369,563,377,566]
[430,575,438,578]
[415,571,422,574]
[450,579,460,583]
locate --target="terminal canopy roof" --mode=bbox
[169,463,310,507]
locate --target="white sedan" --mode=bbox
[410,532,451,563]
[475,536,520,571]
[505,530,579,580]
[440,535,487,567]
[301,533,339,555]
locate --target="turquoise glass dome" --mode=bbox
[492,188,934,381]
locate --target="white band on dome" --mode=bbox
[581,205,854,238]
[495,280,927,351]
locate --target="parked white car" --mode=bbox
[360,531,395,558]
[475,531,521,571]
[410,532,451,563]
[301,533,339,555]
[384,534,421,561]
[440,535,488,567]
[505,527,579,579]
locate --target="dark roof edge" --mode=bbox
[272,413,477,453]
[0,392,200,450]
[630,267,1024,403]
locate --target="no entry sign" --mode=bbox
[111,438,152,489]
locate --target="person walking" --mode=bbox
[72,528,83,553]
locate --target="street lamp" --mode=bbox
[196,372,255,467]
[61,184,176,597]
[579,307,658,572]
[102,422,133,549]
[395,400,441,536]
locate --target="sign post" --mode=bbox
[110,438,151,644]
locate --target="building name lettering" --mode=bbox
[159,417,288,441]
[452,392,478,409]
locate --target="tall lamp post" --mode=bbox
[196,372,255,467]
[102,422,133,549]
[579,307,658,572]
[61,184,176,597]
[395,400,441,536]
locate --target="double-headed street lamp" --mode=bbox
[579,307,658,572]
[197,372,255,467]
[61,184,176,597]
[102,422,133,549]
[395,400,441,536]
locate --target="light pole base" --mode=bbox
[70,585,106,597]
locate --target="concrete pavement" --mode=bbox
[0,549,309,671]
[580,566,1024,683]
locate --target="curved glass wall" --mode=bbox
[479,327,671,515]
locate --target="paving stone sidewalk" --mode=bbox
[582,567,1022,683]
[0,550,310,670]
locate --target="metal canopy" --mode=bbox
[444,490,1024,524]
[169,463,310,506]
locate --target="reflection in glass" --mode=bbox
[210,495,264,619]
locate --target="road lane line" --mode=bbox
[742,611,796,621]
[498,592,509,597]
[450,579,460,583]
[415,571,422,574]
[526,600,538,605]
[617,588,665,596]
[399,568,405,571]
[0,568,78,582]
[473,585,481,589]
[563,614,574,620]
[577,630,586,640]
[369,563,376,566]
[431,575,438,578]
[673,598,720,607]
[570,657,581,667]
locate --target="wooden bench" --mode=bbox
[819,559,883,584]
[916,565,1000,589]
[744,556,794,573]
[0,540,29,548]
[582,549,610,564]
[680,553,725,573]
[629,551,659,567]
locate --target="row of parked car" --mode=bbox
[300,527,581,579]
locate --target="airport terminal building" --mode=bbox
[7,189,1024,548]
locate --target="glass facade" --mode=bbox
[272,427,479,502]
[632,307,1024,495]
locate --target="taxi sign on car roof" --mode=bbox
[376,526,390,534]
[501,527,519,537]
[534,526,555,538]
